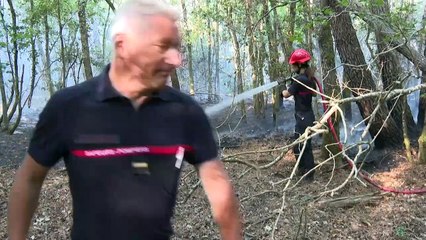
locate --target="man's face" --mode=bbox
[117,15,182,91]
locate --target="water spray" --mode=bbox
[204,81,281,117]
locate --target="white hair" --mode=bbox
[110,0,181,41]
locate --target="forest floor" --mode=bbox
[1,101,426,239]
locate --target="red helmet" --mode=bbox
[288,48,311,65]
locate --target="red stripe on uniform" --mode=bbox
[298,91,314,96]
[71,145,194,158]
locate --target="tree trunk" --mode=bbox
[264,0,282,126]
[245,0,263,117]
[180,0,195,95]
[277,0,297,121]
[418,123,426,163]
[4,0,22,134]
[27,0,37,108]
[318,0,341,160]
[43,15,55,96]
[269,0,296,126]
[104,0,115,12]
[342,80,352,122]
[371,0,417,138]
[214,15,220,102]
[207,18,213,103]
[328,0,402,149]
[8,64,24,134]
[102,8,112,62]
[78,0,93,79]
[417,4,426,129]
[270,0,287,110]
[0,11,10,129]
[227,7,246,120]
[56,0,67,89]
[402,97,413,162]
[304,0,321,120]
[0,58,8,128]
[256,39,266,117]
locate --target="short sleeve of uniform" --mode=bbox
[28,93,67,167]
[186,104,218,165]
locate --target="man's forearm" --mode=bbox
[210,182,242,240]
[199,160,243,239]
[8,172,43,240]
[216,192,242,240]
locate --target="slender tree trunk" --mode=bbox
[180,0,195,95]
[417,4,426,129]
[256,40,266,117]
[342,79,353,122]
[371,0,417,138]
[227,7,246,119]
[56,0,67,89]
[27,0,37,108]
[268,0,296,126]
[0,4,16,115]
[5,0,22,134]
[8,65,24,134]
[264,0,282,126]
[207,18,213,102]
[0,58,8,128]
[214,20,220,102]
[104,0,115,12]
[78,0,93,79]
[318,0,341,160]
[328,0,402,149]
[402,97,413,161]
[230,28,246,118]
[274,0,297,123]
[0,12,10,129]
[245,0,263,117]
[102,8,112,62]
[43,15,55,96]
[418,125,426,163]
[305,0,321,120]
[270,0,288,112]
[418,3,426,163]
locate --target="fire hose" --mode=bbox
[308,77,426,195]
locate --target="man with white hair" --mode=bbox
[7,0,242,239]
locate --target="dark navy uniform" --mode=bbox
[287,74,316,178]
[28,64,218,239]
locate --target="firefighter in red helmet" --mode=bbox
[282,48,316,181]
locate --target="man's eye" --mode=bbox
[156,44,169,50]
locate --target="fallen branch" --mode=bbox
[240,190,280,203]
[180,180,201,204]
[316,192,383,209]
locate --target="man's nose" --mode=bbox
[165,48,182,67]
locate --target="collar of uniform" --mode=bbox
[96,64,176,102]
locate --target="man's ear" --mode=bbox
[114,34,126,58]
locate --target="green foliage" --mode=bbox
[395,226,407,239]
[340,0,350,8]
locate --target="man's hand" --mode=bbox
[8,154,49,240]
[198,160,242,240]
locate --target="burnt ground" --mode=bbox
[1,101,426,239]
